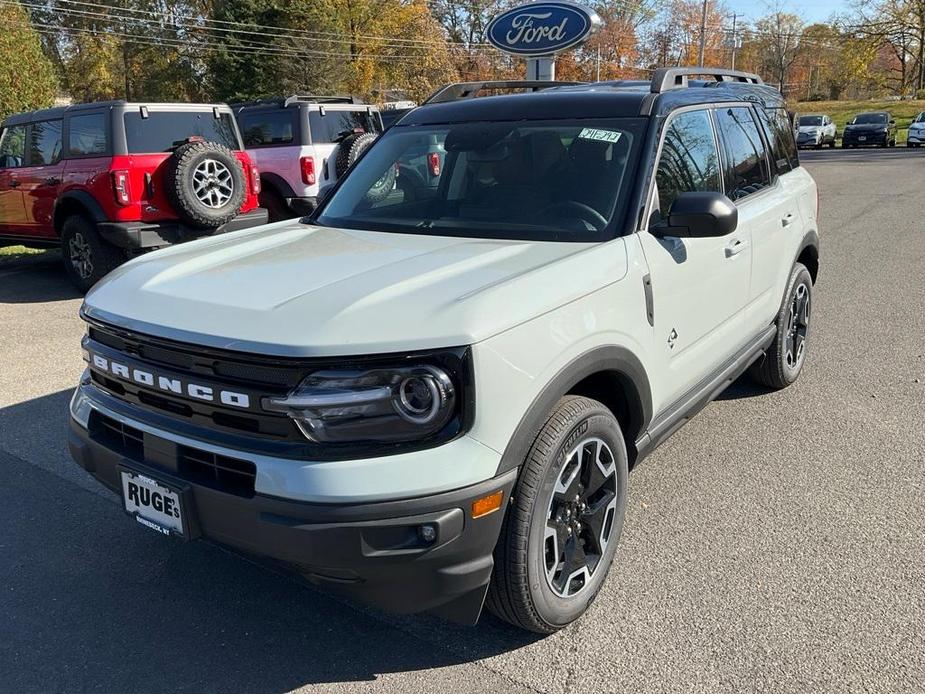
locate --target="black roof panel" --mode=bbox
[398,81,785,127]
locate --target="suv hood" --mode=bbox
[84,222,617,357]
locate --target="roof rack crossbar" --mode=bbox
[424,80,585,104]
[651,68,763,93]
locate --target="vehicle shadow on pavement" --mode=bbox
[0,252,81,304]
[1,391,541,693]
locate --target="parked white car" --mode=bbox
[907,112,925,147]
[796,114,837,148]
[233,96,383,220]
[69,70,820,634]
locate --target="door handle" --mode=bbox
[44,176,61,186]
[781,213,795,227]
[9,178,20,188]
[725,238,749,258]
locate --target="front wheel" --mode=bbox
[486,396,628,633]
[60,215,125,293]
[750,263,813,389]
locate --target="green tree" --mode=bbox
[0,1,57,119]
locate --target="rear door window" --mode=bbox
[67,113,108,157]
[123,111,240,153]
[240,110,297,147]
[308,110,382,143]
[0,125,27,168]
[29,120,63,166]
[714,107,771,201]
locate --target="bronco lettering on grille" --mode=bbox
[90,352,251,409]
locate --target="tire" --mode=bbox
[334,132,379,178]
[164,141,246,229]
[60,215,125,293]
[750,263,813,390]
[486,395,629,634]
[259,186,293,223]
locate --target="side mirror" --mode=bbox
[653,191,738,239]
[890,119,896,125]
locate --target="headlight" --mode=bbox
[264,362,464,445]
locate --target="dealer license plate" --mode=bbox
[120,468,186,538]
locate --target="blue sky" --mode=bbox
[724,0,852,24]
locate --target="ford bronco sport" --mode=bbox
[69,70,820,633]
[233,95,383,220]
[0,101,266,291]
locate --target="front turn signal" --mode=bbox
[472,490,504,519]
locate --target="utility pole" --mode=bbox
[729,12,738,70]
[697,0,709,67]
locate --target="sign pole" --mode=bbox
[526,57,556,81]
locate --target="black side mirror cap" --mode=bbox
[652,191,738,239]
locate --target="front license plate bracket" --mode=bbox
[119,463,198,541]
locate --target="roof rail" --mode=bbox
[651,68,763,93]
[424,80,584,104]
[230,95,362,109]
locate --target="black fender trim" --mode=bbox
[495,346,652,475]
[53,190,108,230]
[260,172,296,199]
[794,228,820,281]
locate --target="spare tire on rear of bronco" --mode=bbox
[165,141,246,229]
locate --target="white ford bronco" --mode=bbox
[69,70,819,634]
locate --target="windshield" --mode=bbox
[315,118,645,242]
[123,111,240,153]
[915,113,925,123]
[853,113,888,125]
[798,116,823,126]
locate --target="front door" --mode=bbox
[0,124,28,235]
[637,108,753,408]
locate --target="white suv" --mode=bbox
[69,71,820,634]
[796,113,837,148]
[233,96,383,219]
[908,112,925,148]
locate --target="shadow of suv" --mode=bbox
[0,101,268,291]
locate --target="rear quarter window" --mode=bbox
[308,110,382,143]
[240,110,297,147]
[756,106,799,174]
[123,111,240,153]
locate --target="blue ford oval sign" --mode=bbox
[486,1,601,57]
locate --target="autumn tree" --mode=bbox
[750,10,805,95]
[0,1,57,119]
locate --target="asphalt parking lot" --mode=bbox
[2,147,924,693]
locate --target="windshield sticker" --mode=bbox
[578,128,622,144]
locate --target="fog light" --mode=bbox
[418,524,437,544]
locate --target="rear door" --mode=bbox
[0,124,28,234]
[636,107,753,404]
[19,118,64,238]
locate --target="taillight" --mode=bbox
[300,156,316,185]
[112,170,130,206]
[427,152,441,177]
[250,165,261,195]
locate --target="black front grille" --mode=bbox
[178,445,256,498]
[89,411,144,460]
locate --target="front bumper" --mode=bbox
[797,133,822,147]
[67,393,516,624]
[908,131,925,144]
[97,207,270,249]
[842,132,889,146]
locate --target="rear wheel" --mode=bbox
[60,215,125,293]
[259,186,292,223]
[750,263,813,390]
[486,396,628,633]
